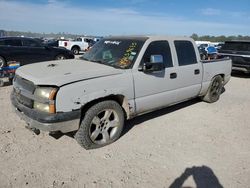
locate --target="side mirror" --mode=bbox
[139,55,165,72]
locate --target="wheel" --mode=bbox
[71,47,79,55]
[0,56,6,68]
[75,100,124,149]
[202,75,223,103]
[55,54,66,60]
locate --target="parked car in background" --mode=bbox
[44,39,59,47]
[58,37,95,54]
[0,37,74,67]
[218,40,250,73]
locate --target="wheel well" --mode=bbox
[80,95,129,122]
[71,45,80,50]
[218,74,225,82]
[55,54,64,59]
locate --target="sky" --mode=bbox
[0,0,250,36]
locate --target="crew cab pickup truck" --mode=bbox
[58,37,94,55]
[11,36,232,149]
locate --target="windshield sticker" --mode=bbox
[119,42,138,68]
[104,40,121,45]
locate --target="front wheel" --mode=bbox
[55,54,66,60]
[75,100,124,149]
[202,75,223,103]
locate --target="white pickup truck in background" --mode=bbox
[11,36,232,149]
[58,37,95,54]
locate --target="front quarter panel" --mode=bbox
[55,70,134,115]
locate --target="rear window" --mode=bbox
[221,41,250,51]
[22,39,41,47]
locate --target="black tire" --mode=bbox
[55,54,66,60]
[202,75,223,103]
[0,56,6,68]
[71,46,79,55]
[75,100,124,149]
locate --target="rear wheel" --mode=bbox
[0,56,6,68]
[71,47,79,55]
[75,100,124,149]
[55,54,66,60]
[202,75,223,103]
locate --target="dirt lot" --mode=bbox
[0,73,250,188]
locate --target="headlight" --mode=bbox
[34,87,57,100]
[33,102,50,113]
[33,87,58,113]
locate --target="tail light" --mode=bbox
[64,42,67,47]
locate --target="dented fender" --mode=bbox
[55,71,135,119]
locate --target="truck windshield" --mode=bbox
[82,38,146,69]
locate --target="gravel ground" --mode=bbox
[0,73,250,188]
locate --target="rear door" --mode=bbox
[173,40,202,101]
[21,38,52,65]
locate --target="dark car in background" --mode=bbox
[218,41,250,73]
[44,39,59,47]
[0,37,74,68]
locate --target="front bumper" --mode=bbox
[11,91,80,133]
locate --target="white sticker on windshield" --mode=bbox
[104,41,121,45]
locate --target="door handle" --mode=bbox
[194,69,200,75]
[170,73,177,79]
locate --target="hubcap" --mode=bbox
[57,56,65,60]
[89,109,120,144]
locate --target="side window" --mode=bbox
[5,39,22,46]
[174,41,197,66]
[142,41,173,68]
[22,39,40,47]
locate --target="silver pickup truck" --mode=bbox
[11,36,232,149]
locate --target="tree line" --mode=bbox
[190,33,250,42]
[0,30,82,39]
[1,30,250,42]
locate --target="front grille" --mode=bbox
[13,89,33,108]
[13,75,35,108]
[14,75,36,93]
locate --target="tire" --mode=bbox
[202,75,223,103]
[0,56,6,68]
[71,47,79,55]
[55,54,66,60]
[75,100,124,149]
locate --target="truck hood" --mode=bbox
[16,59,124,86]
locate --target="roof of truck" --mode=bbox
[104,35,192,41]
